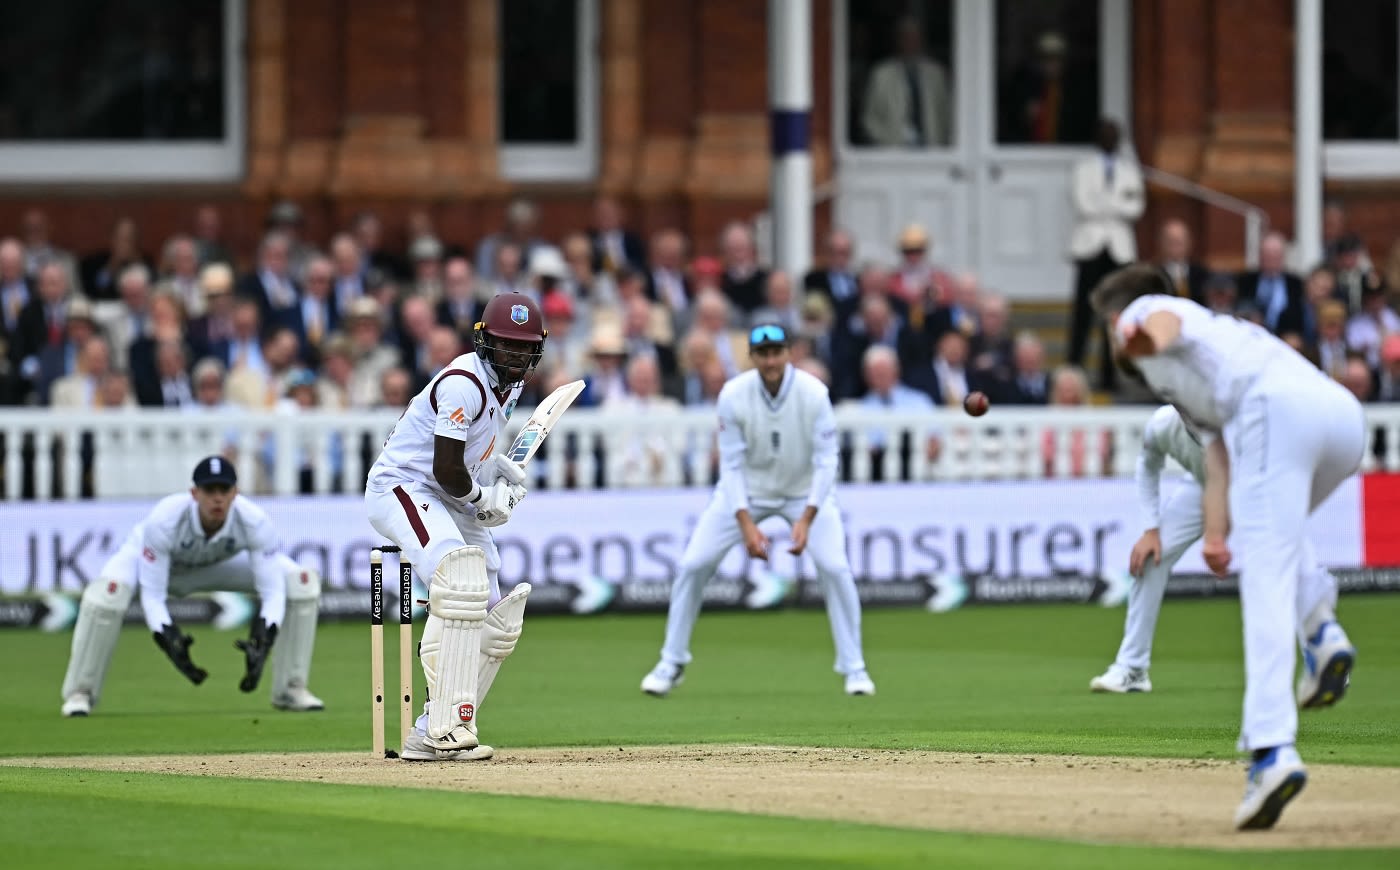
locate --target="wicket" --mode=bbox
[369,546,414,759]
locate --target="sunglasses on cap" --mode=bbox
[749,324,788,347]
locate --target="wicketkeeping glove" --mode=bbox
[153,623,209,685]
[234,617,279,693]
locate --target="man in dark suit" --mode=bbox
[435,254,479,336]
[645,228,693,325]
[134,339,194,408]
[294,255,338,363]
[15,261,77,381]
[1000,333,1051,405]
[589,196,646,276]
[1235,232,1307,338]
[903,330,996,407]
[803,228,860,308]
[1156,219,1211,303]
[237,231,301,326]
[832,292,924,402]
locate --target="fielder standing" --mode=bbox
[1092,265,1361,830]
[365,292,543,762]
[640,323,875,697]
[59,456,325,716]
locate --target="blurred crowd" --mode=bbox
[1,195,1396,491]
[0,197,1078,422]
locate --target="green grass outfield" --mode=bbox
[1,597,1397,868]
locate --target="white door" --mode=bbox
[834,0,1131,302]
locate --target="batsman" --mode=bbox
[59,456,325,717]
[365,292,545,761]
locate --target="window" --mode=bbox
[499,0,598,181]
[993,0,1101,145]
[845,0,956,149]
[0,0,244,182]
[1323,0,1400,176]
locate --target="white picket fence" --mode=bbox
[2,404,1400,500]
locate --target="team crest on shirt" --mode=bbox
[510,304,529,325]
[502,398,517,420]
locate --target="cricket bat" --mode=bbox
[506,379,585,468]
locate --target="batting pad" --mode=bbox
[477,582,531,709]
[61,579,135,705]
[271,567,321,698]
[426,547,489,744]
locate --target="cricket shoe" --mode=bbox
[1297,620,1355,709]
[272,686,325,712]
[844,671,876,696]
[641,662,685,696]
[61,692,92,718]
[1234,745,1307,830]
[400,726,494,762]
[1090,664,1152,694]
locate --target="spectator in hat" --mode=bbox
[343,297,400,408]
[1315,300,1351,381]
[579,323,629,407]
[540,291,588,380]
[34,297,99,404]
[1002,31,1097,144]
[890,223,951,310]
[187,263,238,366]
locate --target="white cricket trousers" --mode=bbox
[659,494,866,675]
[365,484,503,606]
[1112,480,1340,672]
[1113,480,1203,671]
[1227,374,1364,751]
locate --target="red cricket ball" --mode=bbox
[963,391,990,417]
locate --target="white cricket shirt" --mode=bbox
[1117,295,1319,433]
[1135,405,1208,530]
[366,351,522,499]
[715,365,839,509]
[134,492,284,632]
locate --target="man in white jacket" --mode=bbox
[1067,118,1144,391]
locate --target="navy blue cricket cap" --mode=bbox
[749,323,789,350]
[192,455,238,487]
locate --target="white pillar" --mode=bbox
[768,0,813,278]
[1294,0,1323,267]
